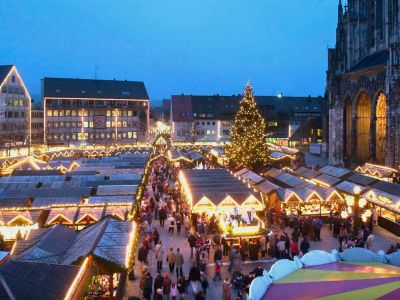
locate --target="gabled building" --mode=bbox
[170,94,326,147]
[0,65,31,151]
[42,77,149,146]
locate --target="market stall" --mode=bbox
[356,163,399,183]
[179,169,265,236]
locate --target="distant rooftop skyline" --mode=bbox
[0,0,338,102]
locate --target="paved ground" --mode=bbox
[123,218,399,300]
[304,152,329,167]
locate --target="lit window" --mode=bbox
[107,110,111,117]
[206,130,211,135]
[47,110,53,117]
[53,110,59,117]
[59,110,64,117]
[106,121,111,128]
[128,132,132,138]
[83,122,88,128]
[89,122,93,128]
[65,110,71,116]
[128,111,132,117]
[123,121,127,127]
[132,132,137,138]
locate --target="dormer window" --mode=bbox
[56,89,60,93]
[121,91,130,96]
[82,90,86,94]
[97,90,102,94]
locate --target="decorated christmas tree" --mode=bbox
[226,82,268,169]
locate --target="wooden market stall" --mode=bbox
[179,169,265,236]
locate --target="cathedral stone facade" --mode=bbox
[327,0,400,168]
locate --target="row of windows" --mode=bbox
[46,99,148,108]
[32,123,44,129]
[1,86,25,95]
[47,132,138,141]
[294,112,321,117]
[47,109,138,117]
[5,111,27,118]
[197,130,216,135]
[47,121,137,128]
[0,124,28,130]
[5,99,26,107]
[32,112,44,118]
[196,121,216,126]
[179,112,215,118]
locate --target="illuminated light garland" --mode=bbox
[225,82,269,169]
[64,256,89,300]
[125,221,136,269]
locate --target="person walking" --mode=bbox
[170,282,178,300]
[168,214,176,235]
[214,245,222,264]
[176,213,182,234]
[159,206,167,227]
[162,273,172,300]
[175,248,184,277]
[213,261,222,281]
[154,272,164,296]
[222,278,232,300]
[167,248,176,274]
[143,272,153,300]
[228,244,236,272]
[177,276,186,299]
[277,236,286,259]
[300,237,310,255]
[260,235,267,259]
[155,241,165,272]
[290,239,299,259]
[138,244,149,265]
[188,233,196,258]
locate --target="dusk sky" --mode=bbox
[0,0,338,103]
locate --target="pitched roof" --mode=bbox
[0,65,13,84]
[43,77,149,100]
[0,260,81,300]
[350,50,389,73]
[12,216,134,270]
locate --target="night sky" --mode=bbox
[0,0,338,103]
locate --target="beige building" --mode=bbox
[43,77,149,146]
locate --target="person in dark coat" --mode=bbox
[143,273,153,300]
[159,206,167,227]
[300,237,310,255]
[138,244,149,264]
[214,246,223,263]
[153,272,164,292]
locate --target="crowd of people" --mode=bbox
[134,156,400,300]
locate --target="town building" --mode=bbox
[170,94,326,149]
[31,100,44,145]
[327,0,400,167]
[42,77,149,146]
[0,65,31,152]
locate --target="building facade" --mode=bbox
[31,101,44,145]
[43,77,149,146]
[0,65,31,150]
[170,94,325,146]
[327,0,400,167]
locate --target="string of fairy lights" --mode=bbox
[226,82,269,169]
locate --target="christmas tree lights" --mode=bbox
[226,82,269,170]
